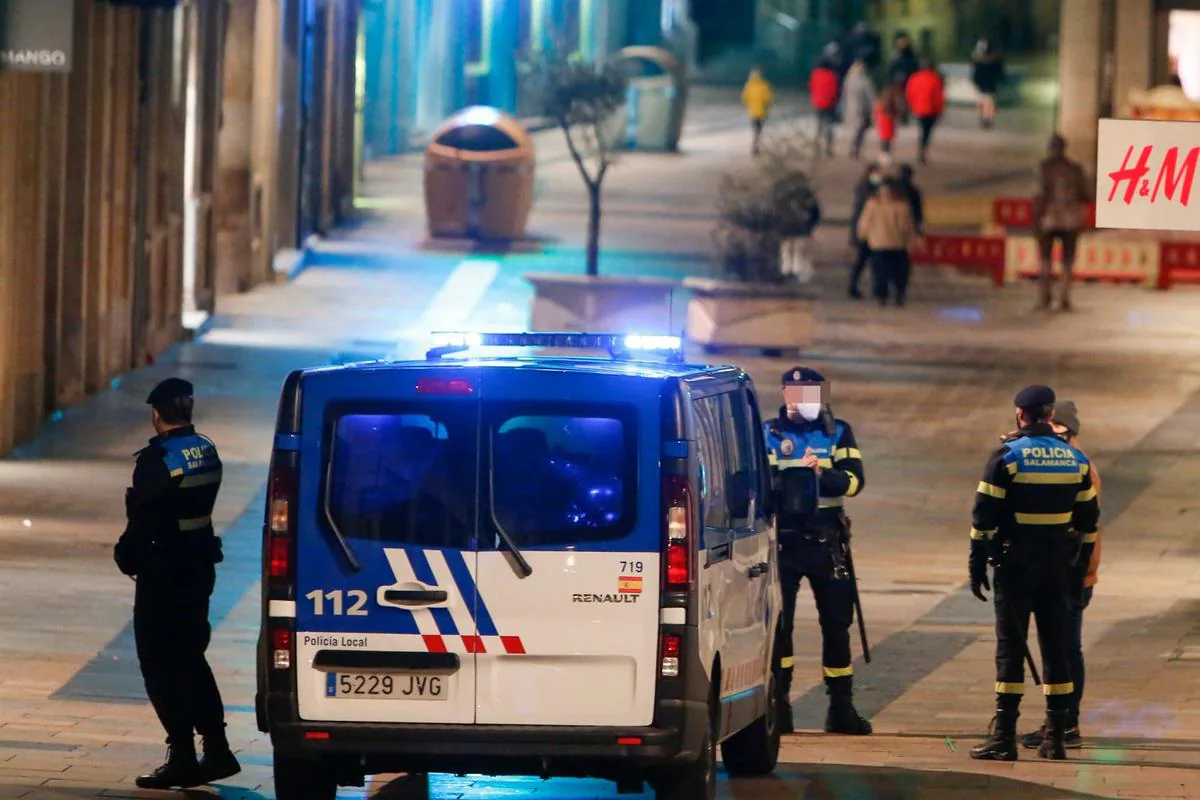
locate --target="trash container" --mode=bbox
[608,47,688,152]
[424,106,536,240]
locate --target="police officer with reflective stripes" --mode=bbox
[968,385,1099,761]
[764,367,872,736]
[114,378,241,789]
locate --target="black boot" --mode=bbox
[197,735,242,784]
[825,700,872,735]
[1038,710,1069,760]
[969,709,1019,761]
[136,744,202,790]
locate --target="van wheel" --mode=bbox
[653,690,717,800]
[720,670,781,776]
[273,752,337,800]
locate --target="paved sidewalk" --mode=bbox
[0,90,1198,799]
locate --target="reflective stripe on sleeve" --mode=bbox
[845,473,861,497]
[779,656,796,669]
[1076,486,1097,503]
[976,481,1006,499]
[1014,511,1073,526]
[834,447,862,461]
[1006,462,1018,475]
[1080,531,1098,544]
[970,528,996,541]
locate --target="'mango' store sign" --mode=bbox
[0,0,74,74]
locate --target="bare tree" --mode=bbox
[523,46,629,276]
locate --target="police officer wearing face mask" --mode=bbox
[764,367,871,735]
[114,378,241,790]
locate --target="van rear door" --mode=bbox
[471,370,662,727]
[293,369,481,724]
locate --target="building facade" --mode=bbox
[0,0,358,455]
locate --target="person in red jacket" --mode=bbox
[905,59,945,165]
[874,80,905,154]
[809,57,842,156]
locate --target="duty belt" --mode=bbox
[178,515,212,531]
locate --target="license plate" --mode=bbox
[325,672,447,700]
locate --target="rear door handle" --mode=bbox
[382,589,448,606]
[748,562,769,578]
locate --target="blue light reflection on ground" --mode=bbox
[936,307,984,323]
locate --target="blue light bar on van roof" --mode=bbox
[426,332,684,361]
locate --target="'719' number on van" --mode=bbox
[620,561,644,573]
[305,589,369,616]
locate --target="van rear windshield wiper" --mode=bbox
[323,435,362,572]
[488,432,534,579]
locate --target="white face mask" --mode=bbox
[795,403,823,421]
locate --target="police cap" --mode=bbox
[1013,384,1055,409]
[782,366,825,386]
[146,377,194,406]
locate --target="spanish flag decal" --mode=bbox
[618,575,643,594]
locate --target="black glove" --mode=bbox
[969,541,991,602]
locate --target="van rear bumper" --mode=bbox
[267,695,709,777]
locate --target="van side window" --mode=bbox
[692,395,729,533]
[723,390,759,528]
[746,388,771,517]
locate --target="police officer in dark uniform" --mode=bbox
[967,385,1099,761]
[114,378,241,789]
[764,367,872,735]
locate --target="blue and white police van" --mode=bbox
[256,333,782,800]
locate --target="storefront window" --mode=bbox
[1168,10,1200,99]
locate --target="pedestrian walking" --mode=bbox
[856,176,916,306]
[874,80,906,155]
[968,385,1099,762]
[1020,401,1100,751]
[742,68,774,156]
[810,55,842,156]
[1033,134,1091,311]
[971,38,1006,129]
[886,31,920,94]
[764,367,872,736]
[841,58,876,159]
[840,22,882,75]
[114,378,241,790]
[848,162,883,298]
[904,60,944,164]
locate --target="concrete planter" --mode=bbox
[684,276,818,353]
[525,272,682,334]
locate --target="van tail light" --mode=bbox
[663,474,694,590]
[267,456,297,584]
[660,634,681,677]
[272,626,293,670]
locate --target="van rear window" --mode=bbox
[326,410,477,549]
[488,408,636,548]
[325,403,638,551]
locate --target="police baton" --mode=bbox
[841,518,871,664]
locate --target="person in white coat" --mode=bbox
[841,58,877,160]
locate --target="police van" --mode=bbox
[256,333,783,800]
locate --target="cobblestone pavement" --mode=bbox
[0,95,1198,798]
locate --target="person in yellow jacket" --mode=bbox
[1019,400,1098,751]
[742,68,774,155]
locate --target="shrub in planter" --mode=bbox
[713,135,822,284]
[687,135,822,352]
